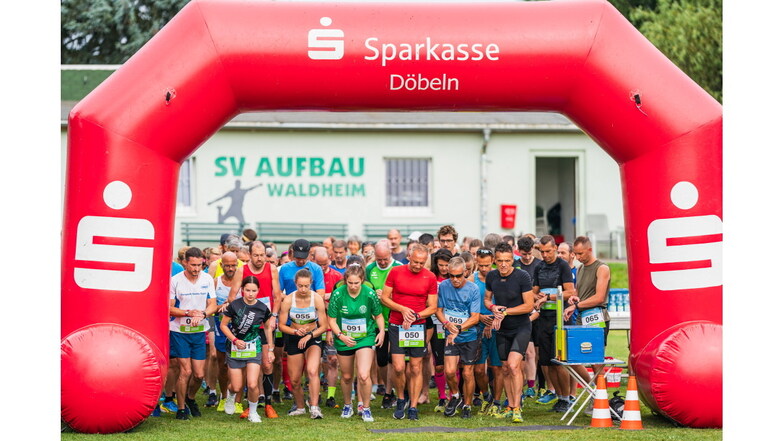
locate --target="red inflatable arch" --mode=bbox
[62,0,722,433]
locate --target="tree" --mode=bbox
[630,0,722,102]
[61,0,190,64]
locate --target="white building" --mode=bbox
[61,69,626,256]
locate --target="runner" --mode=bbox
[212,252,242,413]
[532,235,576,413]
[365,240,403,409]
[241,241,281,418]
[484,242,535,423]
[328,265,385,422]
[278,269,329,418]
[428,248,453,411]
[380,244,438,420]
[314,246,342,409]
[219,276,275,424]
[436,256,482,419]
[472,247,505,416]
[169,247,218,420]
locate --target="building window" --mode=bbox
[385,158,430,207]
[177,157,195,210]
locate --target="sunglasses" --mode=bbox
[448,273,465,279]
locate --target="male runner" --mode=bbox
[169,247,218,420]
[484,242,534,424]
[436,256,482,418]
[381,244,438,420]
[532,235,576,413]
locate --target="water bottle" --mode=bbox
[623,292,630,312]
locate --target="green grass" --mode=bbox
[62,333,720,440]
[608,262,628,289]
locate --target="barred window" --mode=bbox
[385,158,430,207]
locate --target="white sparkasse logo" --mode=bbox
[647,181,722,291]
[308,17,344,60]
[73,181,155,292]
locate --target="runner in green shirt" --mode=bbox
[364,240,402,408]
[328,265,385,422]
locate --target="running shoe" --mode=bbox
[248,412,262,423]
[151,404,161,417]
[494,406,513,419]
[377,385,386,396]
[341,404,354,419]
[444,396,462,417]
[479,400,492,414]
[235,402,244,416]
[326,396,337,409]
[283,388,293,400]
[429,376,436,389]
[393,399,407,420]
[381,393,395,409]
[310,405,323,419]
[525,387,536,398]
[362,408,374,422]
[407,407,419,420]
[434,398,447,413]
[162,400,179,413]
[536,390,557,405]
[240,406,250,419]
[511,408,523,423]
[288,407,307,416]
[185,398,202,417]
[461,405,471,419]
[175,409,189,420]
[370,393,376,401]
[486,404,502,417]
[584,398,594,416]
[265,404,279,419]
[472,395,482,407]
[224,399,236,415]
[215,398,225,412]
[272,390,282,404]
[205,392,218,407]
[549,399,569,413]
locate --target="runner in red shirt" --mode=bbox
[380,244,438,421]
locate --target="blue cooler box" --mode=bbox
[564,326,605,363]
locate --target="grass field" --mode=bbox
[62,331,721,440]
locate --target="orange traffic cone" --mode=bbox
[620,375,643,430]
[590,374,613,427]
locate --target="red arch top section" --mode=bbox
[70,0,720,164]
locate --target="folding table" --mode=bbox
[550,358,626,425]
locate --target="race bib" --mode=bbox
[445,309,469,327]
[178,316,205,333]
[541,288,559,310]
[399,324,425,347]
[230,340,257,358]
[342,318,368,339]
[432,315,444,339]
[581,307,606,328]
[275,329,283,338]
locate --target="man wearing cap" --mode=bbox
[278,239,326,298]
[380,243,438,420]
[387,229,407,262]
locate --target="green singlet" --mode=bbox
[327,284,382,352]
[365,260,402,328]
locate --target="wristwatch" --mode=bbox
[271,313,278,317]
[456,324,462,333]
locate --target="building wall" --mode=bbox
[61,125,624,249]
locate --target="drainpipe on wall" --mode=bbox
[480,128,491,239]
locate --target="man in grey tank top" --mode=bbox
[564,236,611,414]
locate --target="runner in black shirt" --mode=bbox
[532,235,576,413]
[220,276,274,423]
[483,243,534,424]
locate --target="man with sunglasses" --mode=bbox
[435,256,482,418]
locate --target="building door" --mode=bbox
[534,156,576,242]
